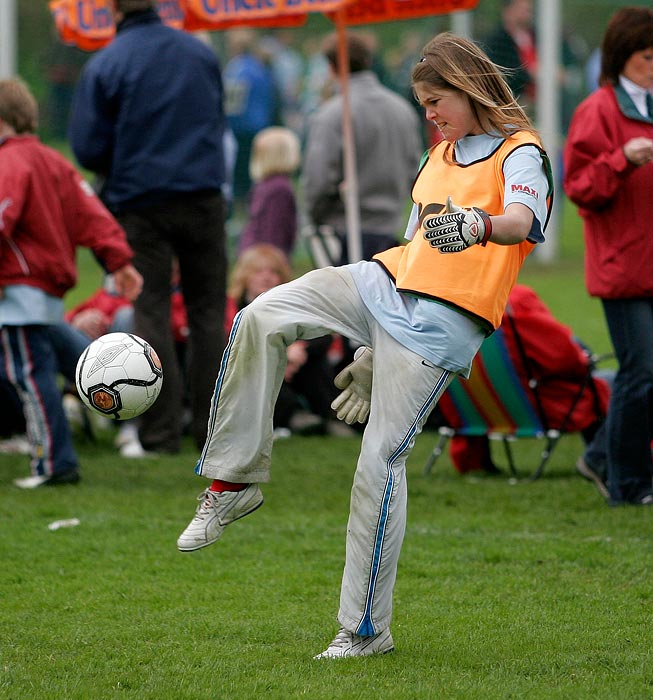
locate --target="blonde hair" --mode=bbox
[249,127,301,183]
[0,78,38,134]
[411,32,536,140]
[228,243,293,300]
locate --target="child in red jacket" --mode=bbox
[0,78,142,488]
[64,266,189,457]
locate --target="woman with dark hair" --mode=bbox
[563,7,653,506]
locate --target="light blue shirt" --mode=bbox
[0,285,64,326]
[349,132,550,377]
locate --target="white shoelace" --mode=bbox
[329,628,352,648]
[195,490,219,519]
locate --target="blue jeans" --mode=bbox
[0,326,79,477]
[597,298,653,503]
[48,323,92,381]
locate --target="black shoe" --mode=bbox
[481,462,502,476]
[609,493,653,507]
[139,442,179,455]
[575,457,609,500]
[13,470,80,489]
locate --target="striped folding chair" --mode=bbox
[301,224,343,269]
[423,324,580,481]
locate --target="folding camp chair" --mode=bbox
[423,314,607,481]
[301,224,343,269]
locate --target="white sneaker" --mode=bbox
[273,427,292,440]
[115,422,140,449]
[326,420,357,438]
[62,394,85,428]
[0,434,30,455]
[314,627,394,659]
[177,484,263,552]
[120,439,148,458]
[13,469,80,489]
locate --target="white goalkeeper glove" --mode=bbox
[331,346,373,425]
[423,195,492,253]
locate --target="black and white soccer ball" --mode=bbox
[75,332,163,420]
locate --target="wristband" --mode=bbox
[473,208,492,246]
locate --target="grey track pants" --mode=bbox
[196,265,452,635]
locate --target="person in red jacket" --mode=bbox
[0,78,142,488]
[64,279,133,341]
[436,285,611,476]
[64,264,189,457]
[65,267,188,348]
[563,8,653,506]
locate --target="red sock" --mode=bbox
[210,479,247,492]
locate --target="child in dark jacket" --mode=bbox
[0,78,142,488]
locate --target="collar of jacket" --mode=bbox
[614,83,653,124]
[117,8,161,32]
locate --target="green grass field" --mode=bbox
[1,199,652,699]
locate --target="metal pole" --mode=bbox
[535,0,561,263]
[450,10,472,39]
[335,12,363,264]
[0,0,17,79]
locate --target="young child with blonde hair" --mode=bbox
[238,126,301,259]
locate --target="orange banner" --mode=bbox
[50,0,480,50]
[48,0,185,51]
[49,0,115,51]
[183,2,307,32]
[336,0,479,25]
[184,0,347,26]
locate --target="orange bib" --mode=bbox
[374,132,550,330]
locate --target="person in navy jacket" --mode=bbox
[69,0,229,454]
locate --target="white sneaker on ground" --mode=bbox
[177,484,263,552]
[0,434,30,455]
[273,427,292,440]
[326,420,357,438]
[314,627,394,659]
[289,411,323,434]
[120,440,148,458]
[115,422,140,448]
[62,394,85,428]
[13,470,80,489]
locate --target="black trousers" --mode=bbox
[118,192,227,452]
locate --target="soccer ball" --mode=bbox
[75,332,163,420]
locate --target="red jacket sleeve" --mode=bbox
[60,163,133,273]
[563,87,636,211]
[65,288,132,324]
[224,296,238,337]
